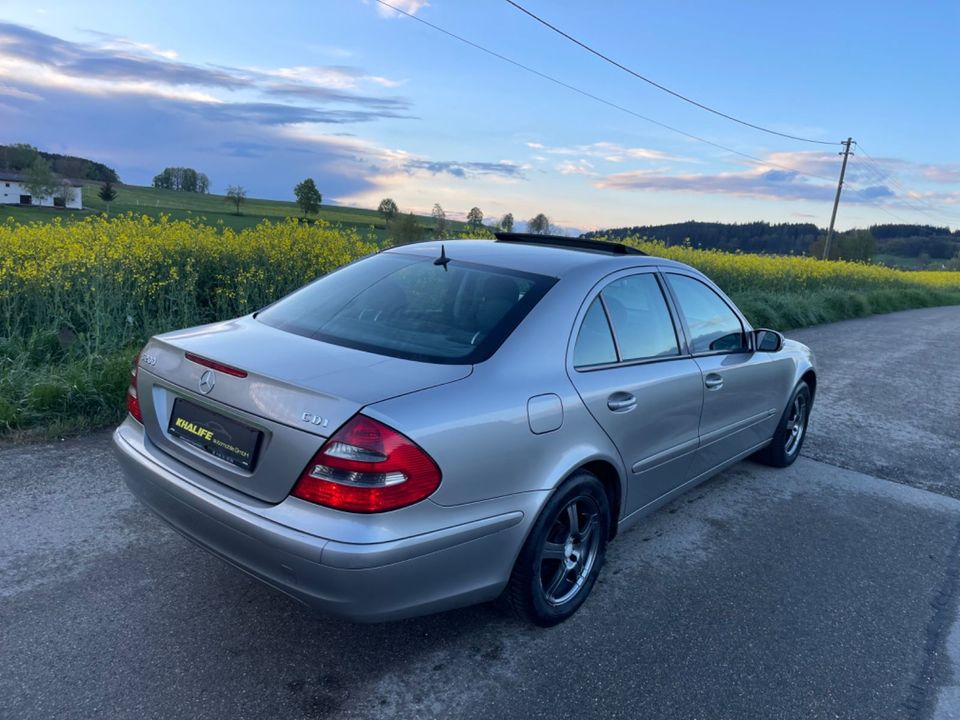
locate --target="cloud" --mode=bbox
[595,166,895,205]
[217,140,278,159]
[0,82,41,100]
[262,83,410,110]
[0,22,427,203]
[556,159,596,176]
[245,64,403,90]
[0,23,248,88]
[0,85,388,199]
[529,140,693,164]
[82,30,179,60]
[374,0,429,18]
[402,159,526,179]
[922,164,960,184]
[0,21,411,126]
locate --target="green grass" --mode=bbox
[731,286,960,331]
[872,253,957,271]
[0,338,133,443]
[2,182,471,238]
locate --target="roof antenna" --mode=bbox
[433,243,450,270]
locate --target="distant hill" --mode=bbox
[0,143,119,183]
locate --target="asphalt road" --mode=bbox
[3,306,960,720]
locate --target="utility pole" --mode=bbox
[822,137,855,260]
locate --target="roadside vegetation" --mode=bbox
[1,216,959,439]
[621,238,960,329]
[0,215,375,438]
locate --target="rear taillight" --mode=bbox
[127,351,143,423]
[292,414,441,513]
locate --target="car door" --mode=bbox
[663,272,781,477]
[568,270,704,515]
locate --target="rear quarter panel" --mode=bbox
[365,272,627,508]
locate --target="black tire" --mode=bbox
[501,470,611,627]
[754,380,812,468]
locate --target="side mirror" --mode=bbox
[753,328,784,353]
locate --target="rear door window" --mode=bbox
[257,252,556,364]
[600,274,680,361]
[573,298,618,368]
[666,273,746,354]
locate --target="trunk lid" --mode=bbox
[136,315,470,502]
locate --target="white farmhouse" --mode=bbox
[0,172,83,209]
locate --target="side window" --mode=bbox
[666,274,746,354]
[573,298,617,368]
[600,274,680,361]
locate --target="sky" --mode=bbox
[0,0,958,233]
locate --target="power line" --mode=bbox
[841,180,912,224]
[374,0,837,183]
[848,155,947,225]
[833,153,922,225]
[855,144,960,225]
[503,0,840,147]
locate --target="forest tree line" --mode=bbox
[0,144,119,183]
[585,221,959,261]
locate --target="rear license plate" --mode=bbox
[168,399,262,470]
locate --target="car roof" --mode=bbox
[384,239,696,279]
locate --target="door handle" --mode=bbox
[607,392,637,412]
[704,373,723,390]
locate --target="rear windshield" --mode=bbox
[256,251,556,364]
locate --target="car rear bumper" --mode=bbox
[112,419,543,622]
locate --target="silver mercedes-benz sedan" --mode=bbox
[113,234,816,626]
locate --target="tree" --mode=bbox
[53,179,76,208]
[378,198,399,222]
[432,203,448,238]
[387,213,427,245]
[152,166,207,192]
[499,212,514,233]
[225,185,246,215]
[294,178,322,217]
[809,229,876,261]
[838,230,877,262]
[181,167,198,193]
[947,249,960,271]
[467,206,484,229]
[98,181,118,217]
[528,213,551,235]
[153,168,172,190]
[1,143,39,171]
[23,156,57,201]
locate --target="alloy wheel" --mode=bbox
[539,495,602,606]
[784,394,808,456]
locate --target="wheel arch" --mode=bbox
[800,368,817,402]
[574,459,623,540]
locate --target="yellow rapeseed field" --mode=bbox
[1,215,958,433]
[2,216,959,355]
[1,214,377,357]
[626,239,960,293]
[2,217,959,351]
